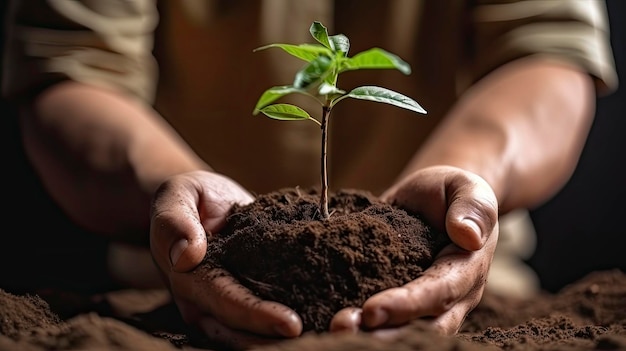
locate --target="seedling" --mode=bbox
[253,21,426,220]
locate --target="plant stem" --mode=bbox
[319,105,331,220]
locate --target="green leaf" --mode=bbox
[341,48,411,75]
[253,86,303,114]
[309,21,332,49]
[329,34,350,56]
[253,43,331,62]
[335,86,427,114]
[258,104,316,123]
[293,55,333,89]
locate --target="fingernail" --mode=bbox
[170,239,189,269]
[462,218,482,241]
[463,218,480,236]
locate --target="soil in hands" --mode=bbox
[203,187,451,332]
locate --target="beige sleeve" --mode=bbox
[464,0,618,96]
[2,0,159,103]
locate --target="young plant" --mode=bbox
[253,21,426,220]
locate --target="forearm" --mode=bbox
[20,81,209,240]
[401,57,596,214]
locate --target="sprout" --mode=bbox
[253,21,426,220]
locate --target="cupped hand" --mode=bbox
[330,165,499,337]
[150,170,303,349]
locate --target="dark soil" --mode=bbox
[1,270,625,351]
[203,187,450,332]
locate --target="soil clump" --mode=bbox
[204,187,450,332]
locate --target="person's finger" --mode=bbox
[150,178,208,274]
[329,307,362,333]
[359,247,471,329]
[150,171,255,274]
[380,169,448,233]
[360,225,498,331]
[170,265,302,338]
[381,166,497,251]
[427,296,479,334]
[444,172,498,251]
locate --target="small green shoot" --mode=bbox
[253,21,426,220]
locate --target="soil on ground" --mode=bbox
[1,270,625,351]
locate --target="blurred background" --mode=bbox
[1,0,624,295]
[527,0,625,293]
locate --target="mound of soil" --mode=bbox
[203,187,450,332]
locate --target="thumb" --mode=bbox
[445,176,498,251]
[150,185,208,274]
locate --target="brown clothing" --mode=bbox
[2,0,618,195]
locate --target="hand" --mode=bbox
[150,170,302,349]
[329,165,499,337]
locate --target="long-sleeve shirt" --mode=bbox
[2,1,617,195]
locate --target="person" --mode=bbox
[0,0,617,349]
